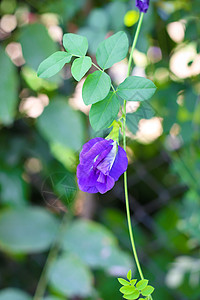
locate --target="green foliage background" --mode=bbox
[0,0,199,299]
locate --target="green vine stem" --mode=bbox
[122,10,148,283]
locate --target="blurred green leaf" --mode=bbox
[37,98,85,151]
[0,168,28,206]
[61,219,133,275]
[37,51,72,78]
[88,8,108,31]
[96,31,129,70]
[0,47,18,125]
[117,76,157,101]
[0,288,31,300]
[48,253,93,297]
[0,207,58,253]
[21,66,58,91]
[20,23,58,70]
[89,91,120,131]
[82,70,111,105]
[61,219,116,267]
[63,33,88,56]
[71,56,92,81]
[107,2,127,31]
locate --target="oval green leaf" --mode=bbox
[141,285,155,296]
[0,207,58,253]
[37,51,72,78]
[89,91,120,131]
[63,33,88,56]
[71,56,92,81]
[37,98,85,151]
[118,278,130,286]
[96,31,129,70]
[0,48,18,125]
[82,70,111,105]
[0,288,31,300]
[117,76,157,101]
[120,285,136,294]
[123,290,140,300]
[136,279,149,290]
[48,253,93,297]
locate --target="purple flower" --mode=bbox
[77,138,128,194]
[136,0,150,13]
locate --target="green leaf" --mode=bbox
[71,56,92,81]
[20,23,58,70]
[48,253,93,297]
[82,70,111,105]
[130,279,137,286]
[37,51,72,78]
[44,297,63,300]
[96,31,129,70]
[123,290,140,299]
[127,270,132,281]
[118,278,130,286]
[136,280,149,290]
[0,288,31,300]
[141,285,155,296]
[63,33,88,56]
[0,207,58,253]
[0,47,18,125]
[117,76,157,102]
[89,91,120,131]
[120,286,136,294]
[61,219,116,268]
[37,98,85,151]
[0,168,28,206]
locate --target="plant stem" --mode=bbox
[127,13,144,76]
[122,12,145,280]
[33,213,70,300]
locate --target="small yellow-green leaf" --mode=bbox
[130,279,137,286]
[120,286,136,295]
[136,279,148,290]
[118,278,130,286]
[141,285,155,297]
[123,290,140,299]
[127,270,132,281]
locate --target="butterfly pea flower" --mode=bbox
[136,0,150,13]
[77,137,128,194]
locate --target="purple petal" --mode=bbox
[80,139,112,164]
[96,175,115,194]
[77,164,98,186]
[109,145,128,181]
[96,141,117,174]
[80,137,103,158]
